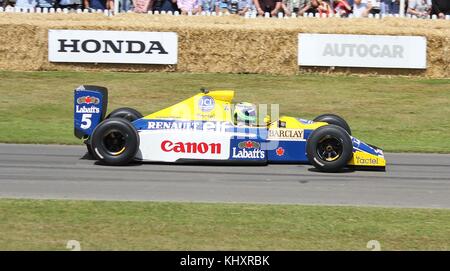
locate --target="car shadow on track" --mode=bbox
[80,152,143,167]
[307,167,356,174]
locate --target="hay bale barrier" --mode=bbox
[0,13,449,77]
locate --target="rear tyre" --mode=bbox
[90,118,140,166]
[85,140,94,159]
[106,107,143,122]
[313,114,351,135]
[306,125,353,172]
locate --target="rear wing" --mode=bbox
[74,85,108,139]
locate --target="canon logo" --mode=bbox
[57,39,169,54]
[161,140,222,154]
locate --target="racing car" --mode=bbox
[74,85,386,172]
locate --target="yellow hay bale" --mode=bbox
[0,13,448,77]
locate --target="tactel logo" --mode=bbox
[355,155,379,165]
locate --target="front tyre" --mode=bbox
[313,114,351,135]
[306,125,353,172]
[90,118,140,166]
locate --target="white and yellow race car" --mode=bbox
[74,86,386,172]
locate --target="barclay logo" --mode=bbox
[268,129,304,140]
[58,39,169,55]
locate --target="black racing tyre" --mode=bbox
[90,118,140,166]
[106,107,143,122]
[85,141,94,159]
[313,114,352,135]
[306,125,353,173]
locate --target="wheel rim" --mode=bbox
[316,135,343,162]
[102,129,126,156]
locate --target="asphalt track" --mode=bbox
[0,143,450,208]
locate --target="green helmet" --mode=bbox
[234,102,257,126]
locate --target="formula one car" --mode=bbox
[74,85,386,172]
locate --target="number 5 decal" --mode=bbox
[80,114,92,129]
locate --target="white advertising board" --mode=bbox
[49,30,178,64]
[298,34,426,69]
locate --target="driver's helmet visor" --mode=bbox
[235,103,257,124]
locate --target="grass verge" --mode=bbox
[0,71,449,152]
[0,199,449,250]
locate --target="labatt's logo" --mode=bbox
[161,140,222,154]
[232,141,265,159]
[76,95,100,113]
[76,105,100,113]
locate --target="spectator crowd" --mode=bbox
[1,0,449,19]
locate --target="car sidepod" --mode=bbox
[132,119,269,164]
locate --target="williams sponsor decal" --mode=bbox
[75,95,101,113]
[161,140,222,154]
[352,137,361,147]
[354,154,380,165]
[148,121,202,130]
[238,141,261,149]
[297,118,314,124]
[145,120,232,132]
[75,105,100,114]
[77,96,100,105]
[268,129,304,141]
[352,138,384,157]
[195,112,216,120]
[232,140,265,159]
[198,96,215,112]
[276,147,285,156]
